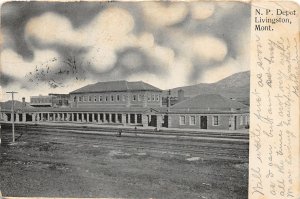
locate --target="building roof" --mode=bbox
[170,94,248,113]
[0,100,34,111]
[70,80,162,94]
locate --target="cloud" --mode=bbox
[127,54,193,90]
[140,2,188,27]
[25,8,135,73]
[200,57,248,83]
[0,2,250,101]
[25,8,134,46]
[1,28,16,50]
[190,2,215,20]
[21,5,229,90]
[136,33,175,69]
[119,51,143,70]
[1,48,60,79]
[25,12,78,45]
[167,30,228,63]
[24,8,177,74]
[185,35,227,62]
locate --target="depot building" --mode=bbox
[0,80,249,130]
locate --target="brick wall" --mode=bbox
[169,113,249,130]
[70,91,162,108]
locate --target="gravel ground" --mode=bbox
[0,130,248,199]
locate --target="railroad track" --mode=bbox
[12,128,249,161]
[23,135,248,161]
[11,123,249,141]
[20,128,248,149]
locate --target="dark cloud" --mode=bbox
[1,1,250,89]
[0,73,15,86]
[154,2,250,82]
[1,1,108,59]
[76,47,169,83]
[115,47,169,75]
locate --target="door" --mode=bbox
[200,116,207,129]
[234,116,237,130]
[148,115,157,127]
[162,115,168,127]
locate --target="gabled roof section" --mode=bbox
[170,94,248,110]
[70,80,162,94]
[0,100,34,111]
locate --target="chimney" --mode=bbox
[178,89,184,102]
[22,97,26,107]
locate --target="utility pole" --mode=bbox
[6,91,18,143]
[167,89,171,112]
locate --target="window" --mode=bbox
[105,96,108,102]
[79,96,82,102]
[180,115,186,125]
[83,96,87,102]
[240,115,243,125]
[111,95,114,101]
[245,115,249,125]
[190,116,196,125]
[156,94,159,101]
[148,94,151,101]
[89,96,92,102]
[117,95,120,101]
[152,94,155,101]
[99,95,102,101]
[94,96,97,102]
[133,95,136,101]
[213,116,219,126]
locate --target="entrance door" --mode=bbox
[162,115,168,127]
[234,116,237,130]
[200,116,207,129]
[148,115,157,127]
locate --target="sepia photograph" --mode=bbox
[0,1,252,198]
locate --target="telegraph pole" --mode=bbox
[6,91,18,143]
[167,89,171,112]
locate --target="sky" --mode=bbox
[0,1,250,102]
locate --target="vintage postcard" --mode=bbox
[0,1,299,199]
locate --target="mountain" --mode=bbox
[163,71,250,105]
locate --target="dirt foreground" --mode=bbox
[0,131,248,199]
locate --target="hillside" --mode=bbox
[163,71,250,105]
